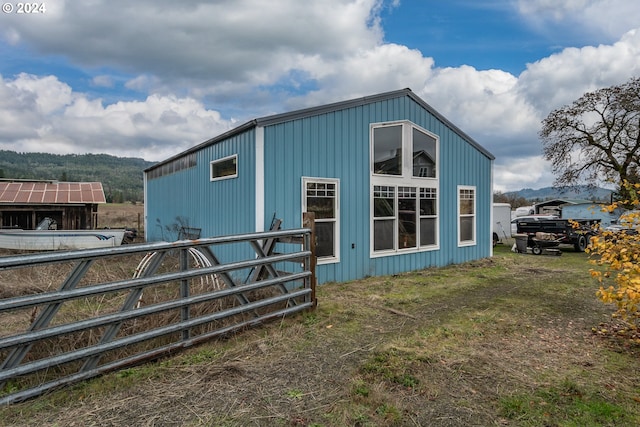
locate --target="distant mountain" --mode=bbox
[504,185,614,202]
[0,150,155,202]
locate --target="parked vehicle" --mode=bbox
[514,218,599,253]
[514,206,535,217]
[604,210,640,234]
[493,203,512,246]
[510,215,559,235]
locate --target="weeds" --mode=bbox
[499,380,628,426]
[1,243,639,426]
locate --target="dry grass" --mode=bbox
[0,236,292,404]
[97,203,144,238]
[1,240,639,426]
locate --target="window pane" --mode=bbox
[398,199,416,248]
[413,128,436,178]
[460,189,474,199]
[460,216,474,242]
[398,187,416,249]
[307,197,335,219]
[314,222,334,257]
[459,189,475,215]
[420,198,436,215]
[211,156,237,179]
[374,198,394,217]
[420,188,437,215]
[373,125,402,175]
[420,217,436,246]
[460,200,474,215]
[374,186,395,217]
[374,219,394,250]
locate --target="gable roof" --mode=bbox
[146,88,494,173]
[0,181,106,204]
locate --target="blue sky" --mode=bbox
[1,0,639,191]
[381,1,536,74]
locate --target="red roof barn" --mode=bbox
[0,180,107,230]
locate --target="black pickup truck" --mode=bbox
[515,218,600,252]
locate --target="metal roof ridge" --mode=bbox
[255,88,413,127]
[145,87,495,172]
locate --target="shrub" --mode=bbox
[588,181,640,333]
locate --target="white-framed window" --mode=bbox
[372,121,438,179]
[210,154,238,181]
[373,185,396,251]
[420,188,437,246]
[370,121,439,256]
[372,185,439,253]
[458,186,476,246]
[302,177,340,264]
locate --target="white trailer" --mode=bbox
[493,203,512,244]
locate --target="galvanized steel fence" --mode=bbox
[0,223,316,405]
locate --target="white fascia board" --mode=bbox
[255,126,265,232]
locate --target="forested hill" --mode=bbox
[0,150,155,202]
[504,185,614,202]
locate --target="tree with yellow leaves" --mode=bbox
[588,181,640,332]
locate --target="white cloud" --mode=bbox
[91,75,114,88]
[124,75,160,92]
[518,0,597,21]
[493,156,552,193]
[1,0,384,90]
[7,73,73,114]
[516,0,640,40]
[517,29,640,112]
[419,66,535,133]
[287,43,435,108]
[0,74,234,161]
[1,0,640,193]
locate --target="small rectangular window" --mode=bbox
[210,155,238,181]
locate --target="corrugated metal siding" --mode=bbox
[146,128,256,247]
[262,96,492,283]
[145,92,492,284]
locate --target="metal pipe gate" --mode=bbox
[0,225,316,405]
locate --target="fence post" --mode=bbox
[303,212,317,309]
[180,248,190,341]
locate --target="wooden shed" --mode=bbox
[0,180,107,230]
[144,88,495,284]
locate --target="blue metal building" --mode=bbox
[553,202,622,229]
[144,89,495,284]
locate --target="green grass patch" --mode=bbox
[360,348,421,389]
[500,380,630,426]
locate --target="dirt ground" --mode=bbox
[0,244,637,426]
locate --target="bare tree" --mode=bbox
[540,77,640,199]
[493,191,529,208]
